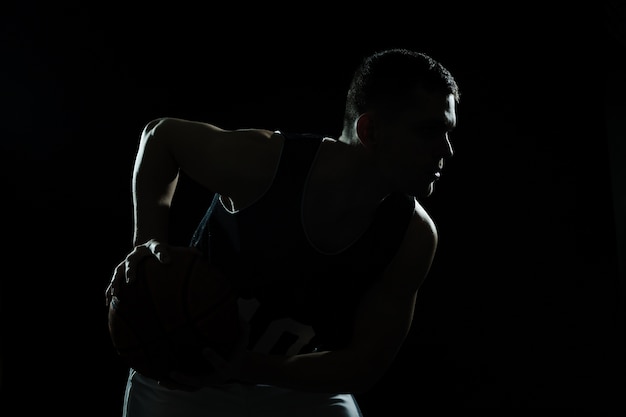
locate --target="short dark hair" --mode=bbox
[343,48,460,134]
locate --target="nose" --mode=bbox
[436,135,453,170]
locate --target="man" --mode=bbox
[106,48,460,416]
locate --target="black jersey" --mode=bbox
[190,132,415,355]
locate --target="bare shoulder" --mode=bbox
[410,199,438,242]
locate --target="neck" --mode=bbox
[312,138,390,211]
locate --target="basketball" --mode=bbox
[107,248,240,382]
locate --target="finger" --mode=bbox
[104,284,112,306]
[125,259,135,284]
[108,295,120,310]
[146,239,170,264]
[125,245,151,283]
[105,282,114,306]
[106,261,126,305]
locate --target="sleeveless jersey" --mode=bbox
[190,132,415,355]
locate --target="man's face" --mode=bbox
[374,91,457,199]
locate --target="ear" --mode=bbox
[355,112,378,150]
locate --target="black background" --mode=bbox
[2,2,624,415]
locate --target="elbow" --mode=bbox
[136,118,178,159]
[140,117,188,144]
[141,117,169,139]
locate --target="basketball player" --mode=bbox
[106,48,460,417]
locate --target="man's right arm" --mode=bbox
[106,117,280,303]
[131,117,278,246]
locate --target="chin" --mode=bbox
[427,182,436,196]
[421,182,436,198]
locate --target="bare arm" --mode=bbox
[105,117,279,305]
[131,117,278,246]
[236,200,438,394]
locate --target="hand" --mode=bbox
[161,316,251,390]
[105,239,171,307]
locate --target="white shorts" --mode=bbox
[123,369,364,417]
